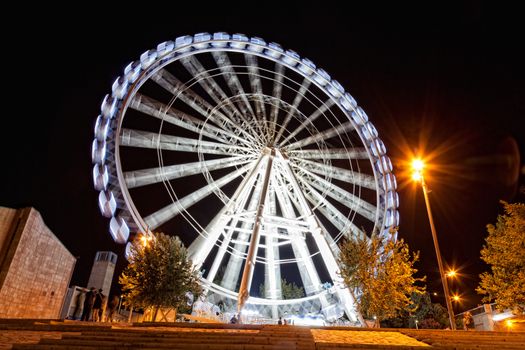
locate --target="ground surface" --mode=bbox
[1,319,524,349]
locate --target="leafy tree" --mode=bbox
[381,292,449,329]
[338,229,425,323]
[281,278,305,299]
[119,232,203,319]
[477,201,525,313]
[259,278,305,299]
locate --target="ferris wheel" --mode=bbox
[92,32,399,323]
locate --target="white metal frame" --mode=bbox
[91,33,400,324]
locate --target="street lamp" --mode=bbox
[446,269,457,278]
[411,158,456,330]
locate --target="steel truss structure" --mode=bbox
[91,33,399,324]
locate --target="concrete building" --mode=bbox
[86,251,117,295]
[61,251,118,320]
[0,207,76,318]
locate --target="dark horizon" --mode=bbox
[3,2,524,314]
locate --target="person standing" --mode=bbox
[92,289,104,322]
[107,295,119,322]
[81,287,96,321]
[73,290,85,320]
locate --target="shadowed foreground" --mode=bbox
[1,319,524,349]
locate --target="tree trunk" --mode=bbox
[153,306,159,322]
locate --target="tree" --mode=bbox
[338,229,425,323]
[381,292,449,329]
[477,201,525,313]
[119,232,202,319]
[259,278,305,299]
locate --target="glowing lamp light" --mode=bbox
[411,171,423,182]
[411,158,424,172]
[452,295,461,302]
[446,270,457,278]
[411,158,425,182]
[140,234,153,247]
[505,320,513,329]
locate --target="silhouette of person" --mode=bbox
[81,287,96,321]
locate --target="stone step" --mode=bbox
[62,333,312,345]
[316,343,442,349]
[13,340,298,350]
[133,321,264,330]
[0,324,111,332]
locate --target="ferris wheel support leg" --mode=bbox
[310,228,361,324]
[265,188,282,320]
[221,167,266,291]
[237,150,274,315]
[188,157,264,268]
[272,173,323,296]
[280,155,362,324]
[207,169,261,287]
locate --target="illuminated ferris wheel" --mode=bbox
[91,33,399,323]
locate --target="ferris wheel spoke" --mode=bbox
[301,180,363,238]
[279,99,335,146]
[244,54,269,139]
[285,120,355,150]
[291,158,377,190]
[151,68,226,124]
[181,56,264,142]
[124,155,252,189]
[144,162,255,229]
[146,73,259,145]
[130,94,254,147]
[269,63,284,143]
[120,129,255,156]
[274,78,312,143]
[210,52,260,126]
[288,147,369,160]
[181,56,240,117]
[295,168,377,222]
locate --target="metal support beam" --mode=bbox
[237,149,275,315]
[278,151,362,324]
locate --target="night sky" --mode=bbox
[3,2,524,313]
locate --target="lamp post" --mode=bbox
[412,159,456,330]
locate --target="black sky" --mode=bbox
[3,2,524,312]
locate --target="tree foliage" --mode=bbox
[382,292,449,329]
[119,232,202,312]
[338,229,425,321]
[477,201,525,313]
[259,278,305,299]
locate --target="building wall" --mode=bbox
[87,251,116,296]
[0,207,18,266]
[0,207,76,318]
